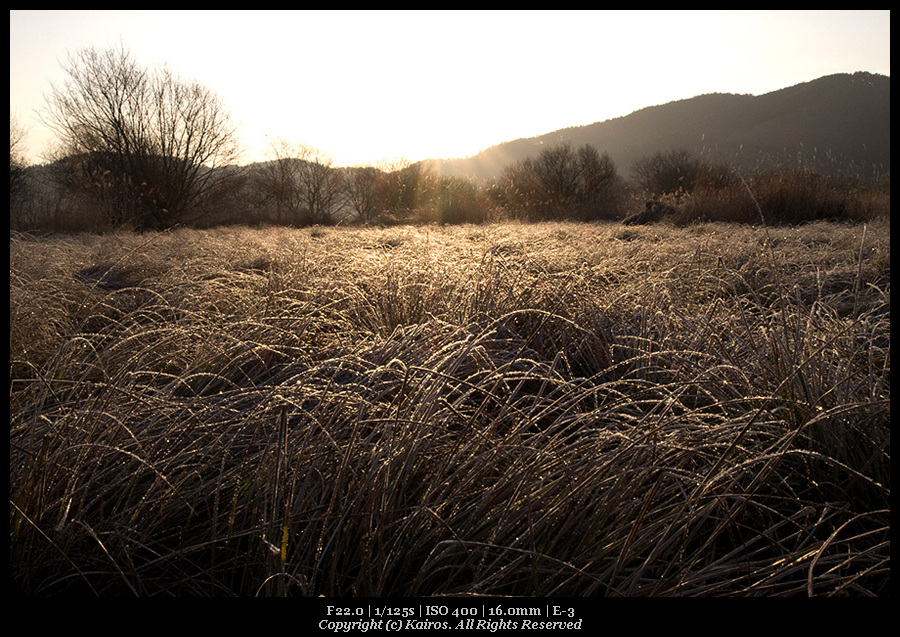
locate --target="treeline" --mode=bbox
[11,140,890,233]
[9,44,889,233]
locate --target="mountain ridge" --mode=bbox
[434,72,890,182]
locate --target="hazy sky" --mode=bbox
[9,10,891,167]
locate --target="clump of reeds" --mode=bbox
[10,219,890,596]
[674,159,890,226]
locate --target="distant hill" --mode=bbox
[435,72,890,182]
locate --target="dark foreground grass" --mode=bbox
[10,219,890,596]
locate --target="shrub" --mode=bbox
[631,149,731,197]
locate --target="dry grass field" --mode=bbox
[10,218,890,596]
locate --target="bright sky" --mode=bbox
[9,10,891,168]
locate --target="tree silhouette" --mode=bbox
[41,43,241,230]
[500,143,621,220]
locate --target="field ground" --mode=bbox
[10,218,890,596]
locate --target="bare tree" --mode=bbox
[372,157,438,222]
[573,144,621,220]
[252,137,304,224]
[295,144,344,225]
[40,43,241,229]
[10,117,28,205]
[500,143,621,220]
[342,165,380,224]
[372,156,411,221]
[251,138,344,225]
[631,149,728,197]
